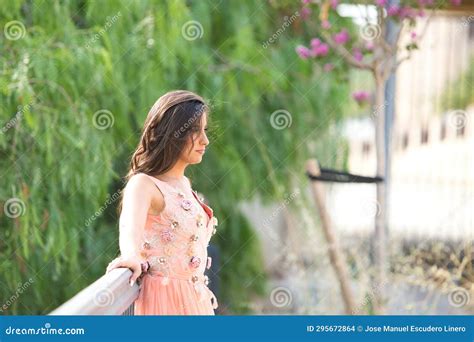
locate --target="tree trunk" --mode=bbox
[306,159,356,314]
[373,71,388,314]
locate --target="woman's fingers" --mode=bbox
[129,265,142,287]
[105,258,121,273]
[106,261,116,273]
[106,257,143,286]
[105,263,116,273]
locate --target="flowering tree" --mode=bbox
[296,0,462,313]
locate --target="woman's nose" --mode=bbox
[201,133,209,145]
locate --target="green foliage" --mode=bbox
[0,0,350,314]
[441,57,474,111]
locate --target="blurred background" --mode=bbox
[0,0,472,315]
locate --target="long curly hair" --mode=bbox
[117,90,209,214]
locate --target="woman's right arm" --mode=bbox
[106,174,164,286]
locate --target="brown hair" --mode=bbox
[117,90,209,214]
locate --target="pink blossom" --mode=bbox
[310,38,321,49]
[376,0,387,6]
[321,19,331,29]
[352,91,370,104]
[309,39,329,57]
[418,0,433,6]
[387,4,399,16]
[410,31,417,40]
[301,6,311,19]
[296,45,311,59]
[353,48,363,62]
[330,0,338,9]
[323,63,334,72]
[313,43,329,57]
[333,29,349,45]
[398,6,415,19]
[365,41,374,51]
[450,0,461,5]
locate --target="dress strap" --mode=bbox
[142,173,166,187]
[140,173,171,201]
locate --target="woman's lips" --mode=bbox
[196,149,205,154]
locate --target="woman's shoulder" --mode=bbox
[127,172,157,189]
[126,172,166,213]
[125,173,167,199]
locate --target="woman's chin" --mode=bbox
[190,155,203,164]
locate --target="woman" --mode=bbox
[106,90,219,315]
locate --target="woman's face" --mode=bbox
[182,113,209,164]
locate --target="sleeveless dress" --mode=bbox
[133,173,219,315]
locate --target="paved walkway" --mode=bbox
[252,272,473,315]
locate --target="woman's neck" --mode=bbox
[159,161,187,180]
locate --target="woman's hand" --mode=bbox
[106,255,144,286]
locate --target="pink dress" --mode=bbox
[134,173,219,315]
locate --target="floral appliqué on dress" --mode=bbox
[138,177,219,311]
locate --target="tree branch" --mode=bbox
[389,7,437,74]
[378,6,392,55]
[319,30,373,71]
